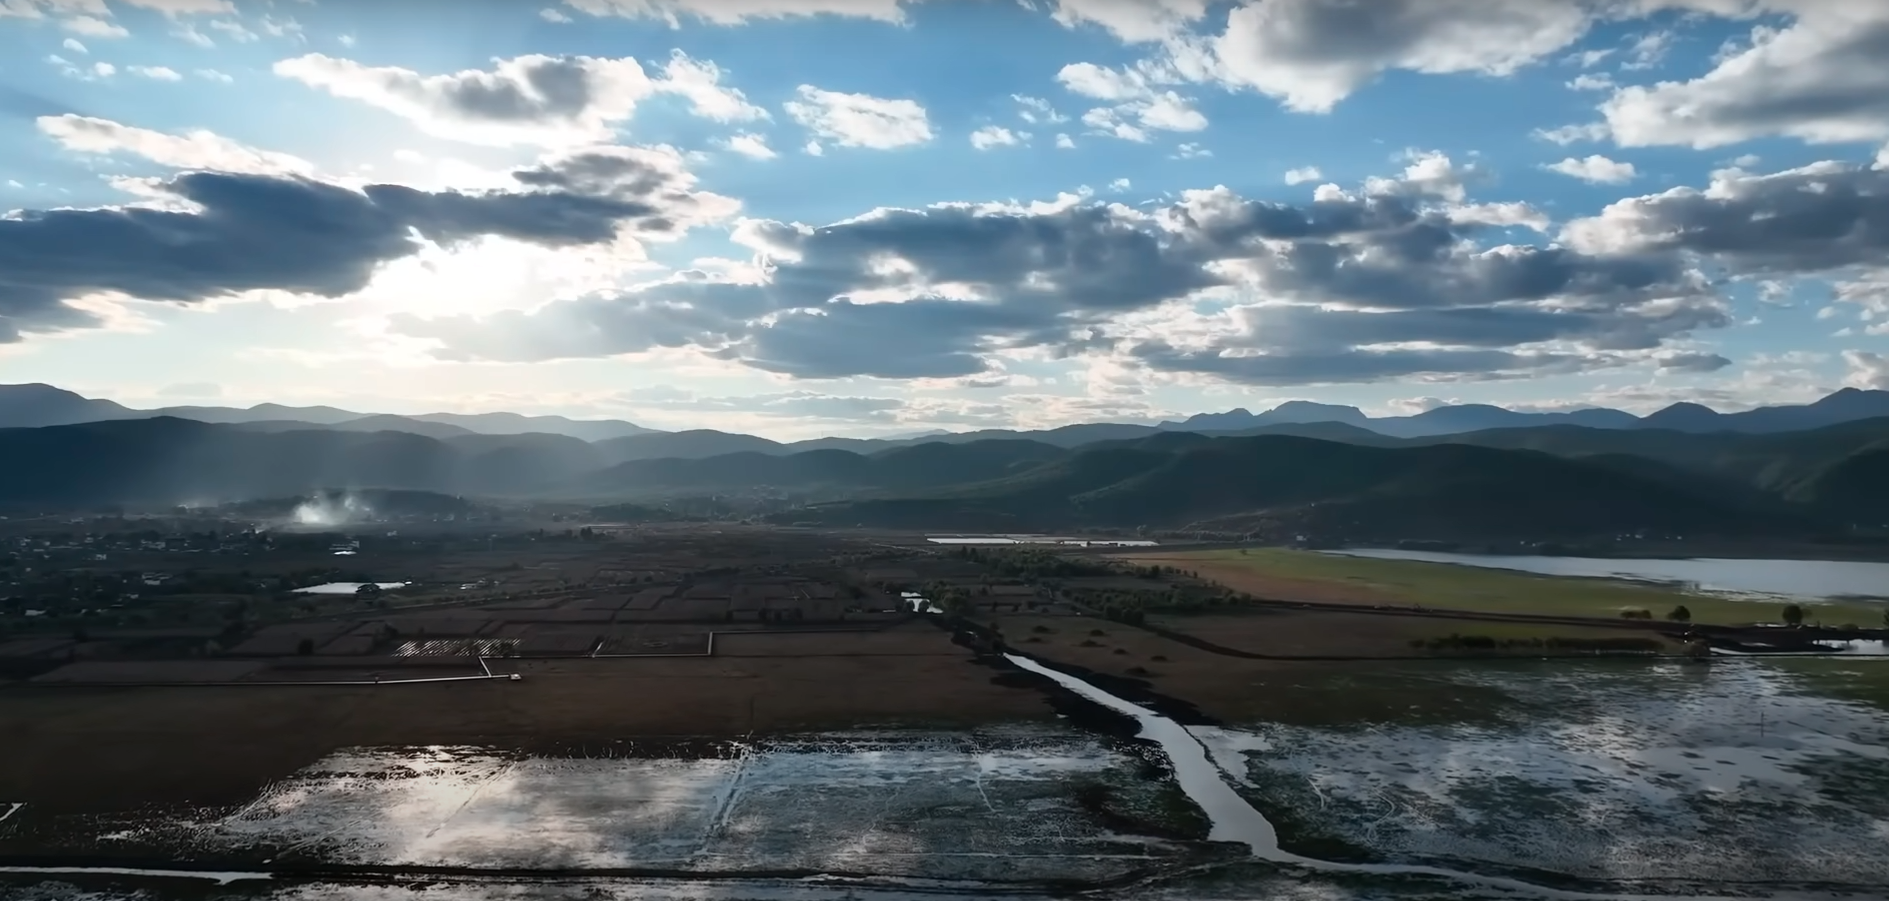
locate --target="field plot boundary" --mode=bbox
[10,622,921,689]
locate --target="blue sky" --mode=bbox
[2,0,1887,439]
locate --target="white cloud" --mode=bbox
[1603,7,1889,148]
[62,37,87,53]
[1567,72,1613,91]
[92,61,115,77]
[36,114,316,176]
[258,15,302,39]
[172,24,214,47]
[1543,154,1637,184]
[969,125,1022,150]
[1844,350,1889,390]
[560,0,910,25]
[722,132,777,159]
[1108,177,1132,192]
[541,7,573,22]
[121,0,235,13]
[1058,61,1207,140]
[1012,94,1067,125]
[1208,0,1594,113]
[208,18,256,42]
[1283,165,1321,184]
[338,33,356,47]
[63,15,127,37]
[1620,29,1673,70]
[1571,48,1613,68]
[195,68,233,83]
[1171,141,1209,158]
[782,85,932,149]
[1447,201,1550,232]
[1047,0,1210,43]
[1055,133,1076,149]
[1533,122,1608,145]
[804,140,824,156]
[655,50,768,122]
[274,53,657,147]
[128,65,183,81]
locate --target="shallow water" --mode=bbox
[1329,549,1889,601]
[83,730,1189,886]
[292,582,409,595]
[1217,660,1889,887]
[10,662,1889,900]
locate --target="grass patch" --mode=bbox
[1153,548,1878,626]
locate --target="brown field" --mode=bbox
[0,620,1045,817]
[992,614,1513,726]
[1121,554,1404,605]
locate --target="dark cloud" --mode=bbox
[1604,10,1889,148]
[272,53,652,146]
[1656,352,1734,374]
[397,159,1733,385]
[0,148,724,339]
[1131,342,1601,385]
[1565,162,1889,275]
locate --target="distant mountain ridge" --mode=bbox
[3,413,1889,541]
[0,384,661,442]
[6,383,1889,455]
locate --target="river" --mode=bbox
[1327,550,1889,601]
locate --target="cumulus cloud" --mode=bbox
[122,0,234,13]
[1656,351,1733,373]
[1544,154,1637,184]
[722,132,777,159]
[1603,7,1889,148]
[0,139,733,341]
[128,65,183,81]
[391,152,1729,388]
[1013,94,1068,125]
[1283,166,1322,185]
[1207,0,1594,113]
[969,125,1023,150]
[560,0,911,25]
[37,114,316,176]
[62,14,127,37]
[1845,350,1889,389]
[1058,61,1208,141]
[1562,160,1889,274]
[275,53,656,147]
[653,50,768,122]
[782,85,932,149]
[1047,0,1211,43]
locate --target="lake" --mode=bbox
[928,535,1158,547]
[1328,549,1889,602]
[291,581,410,595]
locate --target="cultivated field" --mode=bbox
[1118,547,1885,626]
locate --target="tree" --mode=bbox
[296,637,315,655]
[1881,607,1889,630]
[1666,605,1691,623]
[1782,604,1804,627]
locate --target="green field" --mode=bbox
[1157,548,1884,627]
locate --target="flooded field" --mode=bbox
[1210,660,1889,889]
[6,660,1888,900]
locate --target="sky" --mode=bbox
[2,0,1888,440]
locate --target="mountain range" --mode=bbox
[9,384,1889,453]
[3,409,1888,542]
[5,383,1889,541]
[0,384,660,442]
